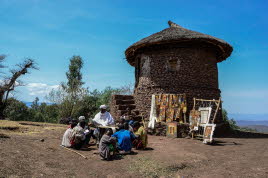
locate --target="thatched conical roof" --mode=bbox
[125,21,233,66]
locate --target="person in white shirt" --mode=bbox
[61,120,77,147]
[92,105,115,145]
[92,105,115,126]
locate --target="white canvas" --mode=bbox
[198,107,212,124]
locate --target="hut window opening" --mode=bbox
[140,56,151,77]
[166,58,181,72]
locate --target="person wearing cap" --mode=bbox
[92,105,115,126]
[71,118,92,150]
[61,120,77,147]
[78,116,86,122]
[77,116,86,128]
[78,115,96,143]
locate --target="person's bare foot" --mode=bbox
[119,150,131,155]
[119,150,125,154]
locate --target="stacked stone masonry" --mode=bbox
[133,43,222,123]
[110,95,142,122]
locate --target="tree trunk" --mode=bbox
[0,92,5,120]
[0,109,5,120]
[0,59,36,120]
[0,103,6,120]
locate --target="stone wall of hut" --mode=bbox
[133,43,222,123]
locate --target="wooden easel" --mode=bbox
[191,97,222,139]
[192,97,222,124]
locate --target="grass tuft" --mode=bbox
[129,156,189,177]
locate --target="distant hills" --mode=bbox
[229,114,268,133]
[24,102,33,107]
[23,101,54,107]
[229,113,268,121]
[235,120,268,133]
[235,120,268,126]
[241,125,268,133]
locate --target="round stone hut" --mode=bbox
[125,21,233,122]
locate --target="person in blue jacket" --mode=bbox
[112,122,136,154]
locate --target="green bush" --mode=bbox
[222,109,256,132]
[4,98,32,121]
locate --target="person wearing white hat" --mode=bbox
[92,105,114,126]
[78,116,86,122]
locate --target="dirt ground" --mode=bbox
[0,121,268,178]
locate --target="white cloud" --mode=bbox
[0,80,20,86]
[26,83,59,96]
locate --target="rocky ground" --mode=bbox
[0,120,268,178]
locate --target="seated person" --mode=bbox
[78,115,86,124]
[92,105,115,145]
[126,119,134,132]
[71,120,91,150]
[118,117,134,132]
[133,121,148,150]
[61,120,77,147]
[67,118,78,128]
[99,128,116,161]
[128,120,135,132]
[112,123,136,154]
[92,105,114,126]
[79,115,96,143]
[118,117,125,125]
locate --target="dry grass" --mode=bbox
[0,120,66,136]
[0,133,10,138]
[129,156,189,178]
[0,120,22,129]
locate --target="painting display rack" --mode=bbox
[190,97,222,143]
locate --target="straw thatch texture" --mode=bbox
[125,21,232,66]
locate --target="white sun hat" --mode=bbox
[99,105,107,109]
[78,116,85,122]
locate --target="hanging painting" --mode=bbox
[189,110,201,130]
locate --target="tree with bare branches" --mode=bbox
[0,55,6,69]
[0,55,38,120]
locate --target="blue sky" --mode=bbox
[0,0,267,115]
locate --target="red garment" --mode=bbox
[132,139,144,150]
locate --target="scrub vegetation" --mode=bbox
[222,109,257,133]
[1,55,132,123]
[0,54,258,135]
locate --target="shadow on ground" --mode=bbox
[217,130,268,139]
[210,140,243,146]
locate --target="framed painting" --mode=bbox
[198,107,212,124]
[166,122,178,138]
[189,110,200,130]
[203,124,216,144]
